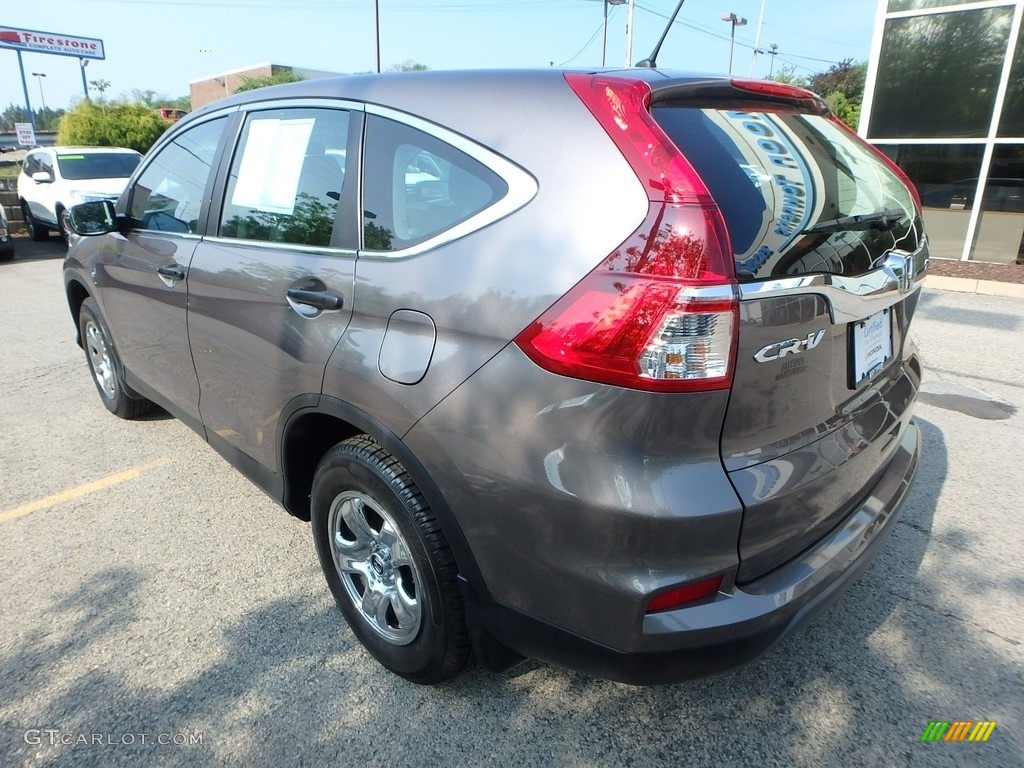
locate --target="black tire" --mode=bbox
[21,202,49,242]
[56,205,69,245]
[78,297,154,419]
[311,435,470,684]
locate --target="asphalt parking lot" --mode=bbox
[1,234,1022,767]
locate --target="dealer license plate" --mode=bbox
[852,308,893,385]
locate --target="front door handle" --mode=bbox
[157,264,186,281]
[286,288,344,311]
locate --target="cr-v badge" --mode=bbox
[754,330,826,363]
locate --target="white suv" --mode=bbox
[18,146,141,243]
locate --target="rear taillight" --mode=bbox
[513,74,738,393]
[828,114,923,211]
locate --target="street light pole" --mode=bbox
[767,43,779,76]
[31,72,47,114]
[720,12,747,75]
[601,0,625,67]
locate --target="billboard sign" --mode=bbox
[0,26,105,60]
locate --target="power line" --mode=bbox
[560,5,622,66]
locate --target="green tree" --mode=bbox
[388,60,429,72]
[808,59,867,105]
[57,100,169,153]
[770,59,868,130]
[234,69,305,93]
[769,66,809,88]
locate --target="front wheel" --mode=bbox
[22,202,48,242]
[78,297,154,419]
[311,436,470,684]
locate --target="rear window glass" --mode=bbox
[652,105,920,281]
[56,153,141,180]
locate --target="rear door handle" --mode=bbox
[286,288,344,311]
[157,264,186,281]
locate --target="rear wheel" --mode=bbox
[78,297,154,419]
[21,202,48,242]
[311,436,470,684]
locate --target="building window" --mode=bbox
[999,22,1024,137]
[971,145,1024,263]
[868,7,1014,139]
[879,144,985,259]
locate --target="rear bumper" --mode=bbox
[472,419,920,685]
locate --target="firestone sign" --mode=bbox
[0,26,105,60]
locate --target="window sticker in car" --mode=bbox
[232,117,314,216]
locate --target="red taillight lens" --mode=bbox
[513,74,738,392]
[647,575,723,613]
[827,114,923,212]
[565,72,716,204]
[515,203,737,392]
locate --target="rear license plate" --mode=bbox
[852,308,893,385]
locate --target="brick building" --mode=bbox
[189,63,343,110]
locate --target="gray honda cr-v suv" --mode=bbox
[63,69,925,684]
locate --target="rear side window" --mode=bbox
[129,117,227,234]
[652,105,919,280]
[361,115,508,252]
[219,107,351,248]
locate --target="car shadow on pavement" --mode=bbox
[0,235,67,265]
[1,418,1020,768]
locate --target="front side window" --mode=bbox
[129,116,227,234]
[219,107,350,248]
[361,115,508,252]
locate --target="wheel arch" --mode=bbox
[65,277,91,346]
[278,394,487,596]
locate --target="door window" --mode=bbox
[129,116,228,234]
[219,108,351,248]
[361,115,508,251]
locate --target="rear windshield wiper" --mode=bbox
[803,208,906,235]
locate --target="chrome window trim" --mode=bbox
[359,103,538,259]
[237,98,365,113]
[202,235,356,258]
[737,242,928,323]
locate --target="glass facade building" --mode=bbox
[861,0,1024,262]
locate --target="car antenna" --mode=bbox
[635,0,687,69]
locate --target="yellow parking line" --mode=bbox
[0,457,173,524]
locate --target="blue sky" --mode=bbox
[2,0,880,114]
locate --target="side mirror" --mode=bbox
[31,171,54,184]
[67,200,118,236]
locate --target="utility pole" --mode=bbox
[374,0,381,73]
[721,12,747,75]
[625,0,636,67]
[749,0,767,76]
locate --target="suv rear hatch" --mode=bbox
[648,78,927,582]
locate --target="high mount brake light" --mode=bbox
[513,75,738,393]
[827,114,924,212]
[730,78,826,110]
